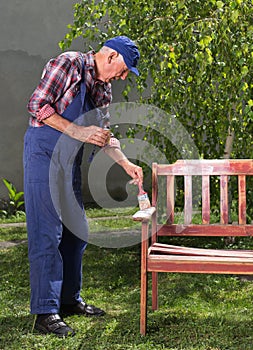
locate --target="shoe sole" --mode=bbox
[34,324,75,338]
[60,310,105,317]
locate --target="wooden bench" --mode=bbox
[133,159,253,335]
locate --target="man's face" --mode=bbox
[99,52,130,83]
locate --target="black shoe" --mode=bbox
[34,313,75,337]
[60,301,105,317]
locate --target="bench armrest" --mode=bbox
[132,207,156,222]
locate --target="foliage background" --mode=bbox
[59,0,253,214]
[60,0,253,161]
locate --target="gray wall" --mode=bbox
[0,0,130,204]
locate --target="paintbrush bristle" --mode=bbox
[138,192,151,210]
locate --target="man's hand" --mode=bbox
[43,113,110,147]
[118,159,143,185]
[103,146,143,184]
[72,125,110,147]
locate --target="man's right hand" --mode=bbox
[43,113,110,147]
[74,125,110,147]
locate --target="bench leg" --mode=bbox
[140,221,148,335]
[152,272,158,310]
[140,266,147,335]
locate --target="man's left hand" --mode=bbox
[119,159,143,185]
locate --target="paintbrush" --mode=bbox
[137,182,151,210]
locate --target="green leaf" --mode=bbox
[2,179,15,200]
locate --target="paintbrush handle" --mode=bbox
[138,182,146,195]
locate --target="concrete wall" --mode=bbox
[0,0,131,205]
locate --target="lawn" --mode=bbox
[1,210,253,349]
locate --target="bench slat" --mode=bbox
[156,224,253,236]
[156,159,253,176]
[239,175,247,224]
[184,175,192,224]
[150,243,253,257]
[148,255,253,274]
[202,175,210,224]
[220,175,229,224]
[166,175,174,224]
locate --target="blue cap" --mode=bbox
[103,36,140,76]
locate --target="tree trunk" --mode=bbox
[223,128,234,159]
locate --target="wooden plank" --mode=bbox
[220,175,229,224]
[148,255,253,274]
[166,175,174,224]
[151,272,158,311]
[140,221,149,336]
[156,224,253,236]
[133,207,156,222]
[151,208,157,245]
[152,163,158,207]
[156,159,253,176]
[149,254,253,264]
[202,175,210,224]
[238,175,246,225]
[150,243,253,257]
[184,175,192,224]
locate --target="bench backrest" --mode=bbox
[152,159,253,238]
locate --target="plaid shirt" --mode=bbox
[27,51,112,127]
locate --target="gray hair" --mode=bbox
[100,45,124,63]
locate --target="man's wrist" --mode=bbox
[117,158,131,167]
[65,123,81,139]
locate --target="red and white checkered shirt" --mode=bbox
[27,51,112,127]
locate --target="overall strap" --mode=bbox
[80,61,87,111]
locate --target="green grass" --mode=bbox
[88,217,140,233]
[1,238,253,350]
[0,211,26,224]
[87,206,140,233]
[0,207,139,232]
[85,206,138,218]
[1,210,253,349]
[0,226,27,242]
[0,207,140,241]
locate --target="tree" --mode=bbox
[59,0,253,162]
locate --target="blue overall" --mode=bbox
[23,65,97,314]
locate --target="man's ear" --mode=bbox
[108,51,119,63]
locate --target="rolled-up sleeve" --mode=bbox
[27,55,76,121]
